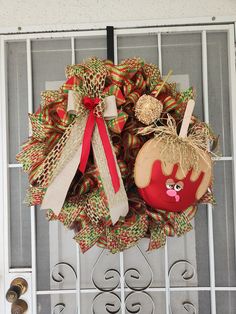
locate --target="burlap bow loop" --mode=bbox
[67,90,118,119]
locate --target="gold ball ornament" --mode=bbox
[135,94,163,125]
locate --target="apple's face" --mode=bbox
[138,160,205,212]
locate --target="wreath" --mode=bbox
[17,57,217,253]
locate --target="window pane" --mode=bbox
[31,39,71,111]
[213,161,236,286]
[37,294,76,314]
[207,32,231,156]
[80,247,120,290]
[9,168,31,267]
[7,41,29,164]
[82,292,121,314]
[124,240,165,288]
[168,204,210,287]
[162,33,204,120]
[75,36,107,63]
[216,292,236,314]
[125,292,165,314]
[36,207,77,291]
[170,291,211,314]
[117,34,159,64]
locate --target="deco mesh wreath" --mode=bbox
[17,57,216,253]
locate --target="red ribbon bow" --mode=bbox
[79,96,120,193]
[83,96,100,110]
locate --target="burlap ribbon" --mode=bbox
[41,90,129,224]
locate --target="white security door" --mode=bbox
[0,23,236,314]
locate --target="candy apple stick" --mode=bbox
[179,99,195,138]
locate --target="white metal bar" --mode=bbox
[70,47,106,52]
[6,157,232,169]
[158,31,170,314]
[30,206,37,314]
[114,33,118,65]
[27,39,33,114]
[2,30,106,41]
[29,47,105,54]
[158,33,162,74]
[202,32,210,123]
[0,16,236,35]
[37,290,77,295]
[212,157,232,161]
[8,163,23,168]
[114,36,126,314]
[202,30,216,314]
[0,35,8,314]
[227,24,236,288]
[26,38,37,314]
[215,287,236,291]
[119,44,158,50]
[72,36,81,314]
[76,247,81,314]
[71,35,82,314]
[5,157,232,170]
[36,286,236,295]
[9,268,32,273]
[207,206,216,313]
[164,244,170,314]
[71,37,75,64]
[119,252,126,313]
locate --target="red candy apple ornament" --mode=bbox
[134,100,213,212]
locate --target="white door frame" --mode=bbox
[0,20,236,314]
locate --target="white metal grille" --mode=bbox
[0,23,236,314]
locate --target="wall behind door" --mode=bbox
[0,0,236,29]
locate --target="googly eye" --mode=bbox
[174,184,183,192]
[166,183,175,189]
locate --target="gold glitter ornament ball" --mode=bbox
[135,94,163,125]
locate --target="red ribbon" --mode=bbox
[79,96,120,193]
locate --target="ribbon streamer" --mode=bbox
[79,96,120,193]
[42,91,128,224]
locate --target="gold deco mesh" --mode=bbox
[143,63,161,90]
[120,56,143,69]
[83,58,109,98]
[36,115,87,188]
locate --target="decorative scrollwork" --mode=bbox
[182,302,197,314]
[51,262,77,284]
[124,246,153,291]
[168,260,195,283]
[53,303,66,314]
[125,292,155,314]
[92,292,121,314]
[92,246,153,291]
[124,268,152,291]
[170,300,197,314]
[92,250,120,291]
